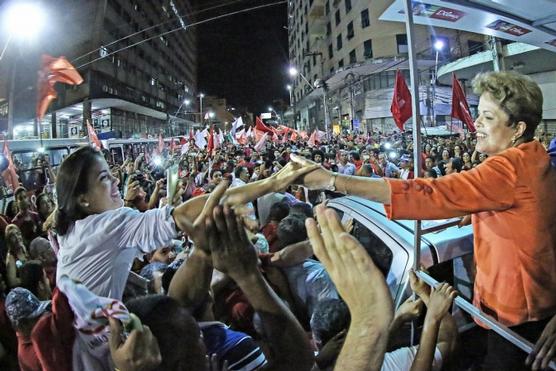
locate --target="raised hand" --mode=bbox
[395,296,425,323]
[177,180,228,254]
[108,315,162,371]
[526,314,556,370]
[425,283,457,323]
[206,205,258,280]
[289,154,334,190]
[270,160,320,192]
[305,205,393,324]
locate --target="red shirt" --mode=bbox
[16,289,75,371]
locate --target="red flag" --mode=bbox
[255,116,274,134]
[254,133,268,152]
[451,73,476,132]
[86,120,102,149]
[307,131,318,147]
[299,131,308,140]
[189,129,194,142]
[290,130,298,141]
[390,70,412,131]
[158,133,164,153]
[207,127,214,154]
[37,55,84,119]
[2,140,19,192]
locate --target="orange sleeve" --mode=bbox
[384,156,517,220]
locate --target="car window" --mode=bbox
[351,219,393,279]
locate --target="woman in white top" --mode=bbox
[52,146,315,300]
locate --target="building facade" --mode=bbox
[0,0,198,139]
[287,0,486,132]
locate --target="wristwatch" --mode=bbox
[327,172,338,191]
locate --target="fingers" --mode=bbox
[223,206,240,243]
[197,180,228,225]
[306,217,329,265]
[108,317,124,350]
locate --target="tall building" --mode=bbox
[287,0,485,132]
[0,0,198,139]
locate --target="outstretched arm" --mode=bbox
[167,182,228,313]
[207,205,314,371]
[306,206,394,370]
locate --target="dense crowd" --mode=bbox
[0,71,555,371]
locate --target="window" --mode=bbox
[349,49,356,64]
[361,8,370,28]
[350,220,393,281]
[347,21,354,39]
[392,34,407,55]
[363,39,373,59]
[335,9,341,26]
[338,59,344,68]
[325,0,330,15]
[328,43,334,58]
[467,40,485,54]
[345,0,352,13]
[326,22,331,35]
[336,33,342,50]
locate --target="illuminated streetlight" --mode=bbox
[434,40,445,51]
[268,106,273,112]
[288,66,298,77]
[183,99,191,106]
[4,1,46,40]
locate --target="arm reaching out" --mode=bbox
[306,206,394,370]
[206,205,314,371]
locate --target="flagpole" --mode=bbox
[402,0,423,287]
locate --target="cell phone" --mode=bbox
[166,164,179,202]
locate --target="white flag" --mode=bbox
[195,129,207,149]
[254,133,268,152]
[231,117,243,136]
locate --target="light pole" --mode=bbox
[198,93,205,124]
[431,40,444,126]
[289,66,330,133]
[3,1,46,139]
[344,72,357,133]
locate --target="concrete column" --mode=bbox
[83,99,92,134]
[51,111,57,138]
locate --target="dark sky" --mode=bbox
[196,0,289,114]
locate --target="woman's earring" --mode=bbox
[83,202,90,208]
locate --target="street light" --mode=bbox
[3,1,47,139]
[4,1,46,40]
[198,93,205,124]
[431,40,445,126]
[433,40,445,83]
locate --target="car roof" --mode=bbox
[328,196,473,264]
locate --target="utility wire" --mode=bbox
[71,0,270,64]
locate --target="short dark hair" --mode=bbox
[54,146,103,235]
[310,299,350,346]
[289,203,313,220]
[449,157,463,173]
[267,202,290,224]
[126,295,207,371]
[277,216,307,249]
[14,187,27,200]
[234,166,247,179]
[20,260,44,297]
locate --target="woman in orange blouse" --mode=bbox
[292,71,556,370]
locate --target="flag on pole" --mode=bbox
[207,127,215,154]
[86,120,102,149]
[255,116,274,134]
[37,55,84,120]
[254,133,268,152]
[290,130,298,141]
[390,70,412,132]
[246,126,253,138]
[158,133,164,153]
[230,117,244,136]
[451,73,476,132]
[195,129,207,149]
[2,140,19,192]
[307,131,318,147]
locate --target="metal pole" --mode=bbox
[7,57,17,139]
[402,0,423,275]
[199,95,204,124]
[323,84,330,139]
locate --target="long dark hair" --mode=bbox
[53,146,102,235]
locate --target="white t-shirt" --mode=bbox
[381,345,443,371]
[57,206,178,300]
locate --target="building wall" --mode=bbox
[288,0,485,130]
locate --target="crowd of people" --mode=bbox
[0,71,554,371]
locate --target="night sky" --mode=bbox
[196,0,289,114]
